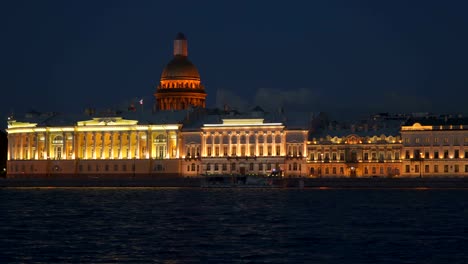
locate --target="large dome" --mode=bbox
[161,56,200,80]
[155,33,207,111]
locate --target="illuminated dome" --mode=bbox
[161,56,200,81]
[154,33,207,111]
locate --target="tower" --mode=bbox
[155,33,207,111]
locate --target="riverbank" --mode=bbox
[1,176,468,188]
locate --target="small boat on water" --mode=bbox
[200,175,283,188]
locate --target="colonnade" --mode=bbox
[157,96,205,110]
[8,130,176,161]
[200,131,287,157]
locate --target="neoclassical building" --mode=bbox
[7,112,468,178]
[180,115,308,177]
[6,113,184,177]
[5,33,468,179]
[307,133,402,178]
[401,118,468,177]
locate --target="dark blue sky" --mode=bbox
[1,0,468,121]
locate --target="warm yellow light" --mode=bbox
[401,123,433,131]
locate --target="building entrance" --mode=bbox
[240,167,246,175]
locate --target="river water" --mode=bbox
[1,187,467,263]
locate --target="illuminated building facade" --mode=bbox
[306,115,404,177]
[401,118,468,177]
[180,117,308,177]
[6,114,183,177]
[5,33,468,179]
[307,133,402,178]
[7,113,468,178]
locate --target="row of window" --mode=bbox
[199,162,280,172]
[310,152,400,161]
[8,164,165,173]
[405,164,468,173]
[205,134,282,144]
[309,166,400,175]
[405,150,468,159]
[77,164,165,172]
[205,145,283,157]
[13,134,168,142]
[405,137,468,145]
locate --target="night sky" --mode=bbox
[1,0,468,123]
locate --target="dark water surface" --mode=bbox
[1,188,467,263]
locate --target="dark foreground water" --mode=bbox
[1,188,467,263]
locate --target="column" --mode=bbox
[84,132,89,159]
[100,132,104,159]
[281,132,286,156]
[136,132,140,158]
[165,131,170,159]
[20,133,24,159]
[45,132,50,159]
[26,133,31,160]
[110,132,115,159]
[61,132,65,160]
[128,132,132,158]
[35,133,39,159]
[7,134,11,160]
[247,133,250,156]
[255,133,259,156]
[145,131,151,159]
[303,132,307,157]
[119,132,123,159]
[201,132,206,156]
[236,133,240,156]
[70,132,75,159]
[272,132,276,156]
[228,133,232,156]
[211,133,214,157]
[92,132,97,159]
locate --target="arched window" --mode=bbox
[258,135,264,143]
[266,135,272,143]
[275,135,281,143]
[240,135,246,144]
[52,136,63,144]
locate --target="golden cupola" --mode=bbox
[155,32,207,110]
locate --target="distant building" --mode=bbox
[5,34,468,179]
[307,118,402,177]
[155,32,207,110]
[179,109,308,177]
[401,117,468,177]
